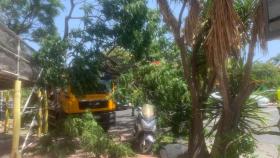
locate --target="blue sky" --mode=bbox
[31,0,280,62]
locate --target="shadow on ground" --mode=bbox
[0,133,25,157]
[109,109,136,142]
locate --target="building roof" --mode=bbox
[268,0,280,40]
[0,23,39,90]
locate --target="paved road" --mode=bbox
[254,106,280,145]
[109,109,158,158]
[108,108,135,142]
[111,107,280,158]
[253,106,280,158]
[0,129,26,158]
[1,107,277,158]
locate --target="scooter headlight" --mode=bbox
[142,104,155,119]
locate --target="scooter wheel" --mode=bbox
[138,136,153,154]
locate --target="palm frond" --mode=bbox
[252,0,268,52]
[205,0,244,69]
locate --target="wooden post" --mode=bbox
[11,80,21,158]
[37,90,42,137]
[43,89,48,134]
[4,91,10,133]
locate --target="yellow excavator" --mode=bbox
[49,76,117,129]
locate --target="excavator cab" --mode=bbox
[57,75,116,129]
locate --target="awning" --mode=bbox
[0,23,39,90]
[268,0,280,40]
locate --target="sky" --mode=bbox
[30,0,280,62]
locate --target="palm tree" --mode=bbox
[157,0,268,157]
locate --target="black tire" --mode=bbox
[138,135,153,154]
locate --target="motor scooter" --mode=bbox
[134,104,156,154]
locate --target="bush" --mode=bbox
[35,113,134,158]
[222,131,256,158]
[204,89,267,158]
[115,61,191,136]
[252,62,280,90]
[34,134,77,158]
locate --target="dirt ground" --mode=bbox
[254,143,279,158]
[0,124,34,158]
[0,113,157,158]
[1,107,279,158]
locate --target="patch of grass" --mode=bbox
[32,134,77,158]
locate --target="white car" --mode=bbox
[210,92,271,108]
[250,95,271,107]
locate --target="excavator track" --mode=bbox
[48,90,64,128]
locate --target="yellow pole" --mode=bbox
[11,80,21,158]
[4,92,10,133]
[37,90,42,137]
[43,89,48,134]
[4,106,9,133]
[277,88,280,104]
[0,91,2,129]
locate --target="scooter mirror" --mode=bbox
[136,107,142,111]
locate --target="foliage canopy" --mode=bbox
[0,0,62,41]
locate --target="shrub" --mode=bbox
[35,113,134,158]
[115,61,191,136]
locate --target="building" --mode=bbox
[268,0,280,40]
[0,23,38,90]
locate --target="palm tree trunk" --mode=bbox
[187,98,210,158]
[156,1,210,157]
[211,111,236,158]
[179,35,210,158]
[210,65,239,158]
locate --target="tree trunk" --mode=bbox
[210,111,236,158]
[210,94,245,158]
[156,1,210,157]
[179,41,210,158]
[210,65,240,158]
[187,100,210,158]
[177,28,209,158]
